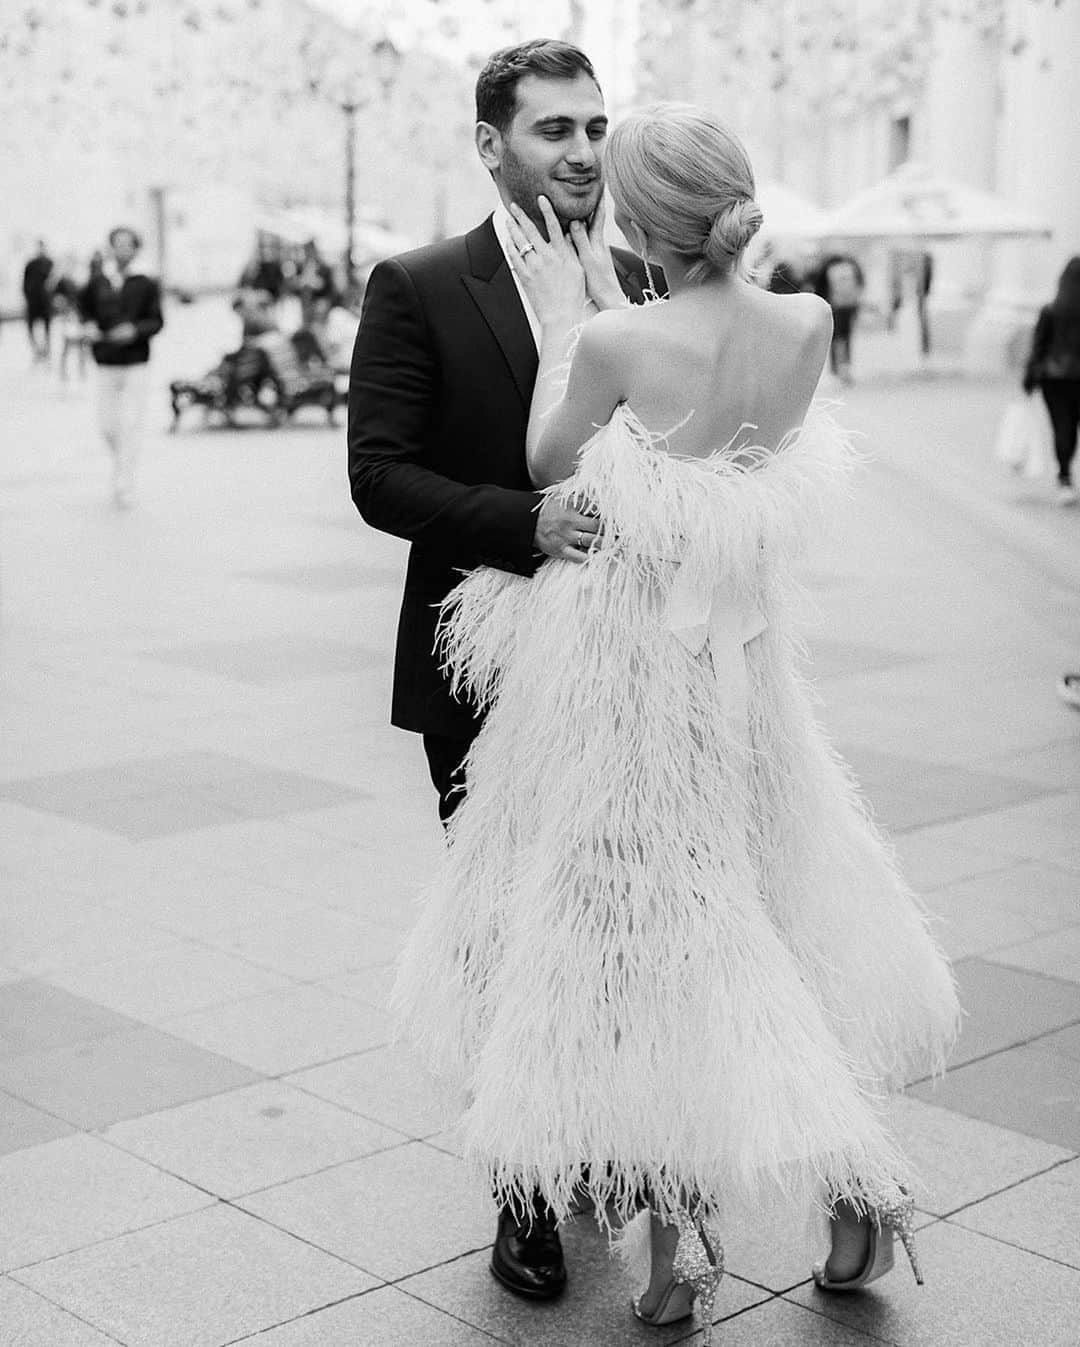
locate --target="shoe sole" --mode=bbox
[489,1259,567,1301]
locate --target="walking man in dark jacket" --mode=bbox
[22,240,54,362]
[80,226,164,508]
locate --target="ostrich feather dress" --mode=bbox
[392,402,959,1228]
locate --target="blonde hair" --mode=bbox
[604,103,763,281]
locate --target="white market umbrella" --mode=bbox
[351,219,415,261]
[255,207,413,262]
[756,181,833,240]
[821,161,1051,242]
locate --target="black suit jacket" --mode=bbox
[348,214,654,738]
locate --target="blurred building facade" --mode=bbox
[0,0,492,300]
[635,0,1080,373]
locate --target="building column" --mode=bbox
[916,10,998,355]
[965,0,1080,375]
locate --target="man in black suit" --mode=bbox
[348,38,654,1303]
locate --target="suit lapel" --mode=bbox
[612,251,648,304]
[463,217,538,408]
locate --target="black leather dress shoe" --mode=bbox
[490,1200,567,1300]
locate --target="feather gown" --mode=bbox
[391,402,960,1229]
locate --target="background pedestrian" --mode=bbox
[1023,255,1080,506]
[79,225,163,508]
[22,238,54,362]
[814,250,864,383]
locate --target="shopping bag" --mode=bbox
[993,396,1054,480]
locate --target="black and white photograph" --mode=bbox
[0,2,1078,1344]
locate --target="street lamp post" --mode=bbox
[342,96,359,300]
[338,37,399,307]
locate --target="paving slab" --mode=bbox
[287,1042,453,1137]
[12,1202,376,1347]
[910,1042,1080,1152]
[99,1079,407,1199]
[807,641,925,680]
[236,1139,492,1281]
[0,1024,261,1128]
[162,981,393,1075]
[238,560,394,591]
[985,741,1080,792]
[92,864,325,939]
[987,925,1080,983]
[316,964,398,1011]
[950,1157,1080,1270]
[0,979,138,1056]
[0,1132,212,1271]
[837,749,1058,833]
[890,833,1012,892]
[0,1277,122,1346]
[936,957,1080,1073]
[0,895,185,977]
[46,942,296,1022]
[0,1087,76,1155]
[904,792,1080,867]
[252,1286,503,1346]
[131,818,364,899]
[707,1296,893,1345]
[1040,1022,1080,1062]
[145,634,384,684]
[785,1218,1080,1346]
[885,1093,1074,1216]
[202,905,403,980]
[917,862,1080,961]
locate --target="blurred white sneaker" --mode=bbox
[1058,674,1080,710]
[1054,483,1078,506]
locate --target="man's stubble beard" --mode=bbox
[500,148,602,236]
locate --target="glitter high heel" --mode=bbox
[633,1209,724,1346]
[813,1190,923,1292]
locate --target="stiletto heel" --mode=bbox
[633,1210,724,1346]
[813,1190,923,1292]
[879,1192,923,1286]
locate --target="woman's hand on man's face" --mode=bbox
[505,196,586,328]
[568,197,627,313]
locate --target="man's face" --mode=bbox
[482,72,606,231]
[111,231,138,269]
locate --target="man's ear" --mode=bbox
[475,121,502,173]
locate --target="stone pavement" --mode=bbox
[0,300,1078,1346]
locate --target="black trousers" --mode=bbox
[421,732,473,827]
[829,305,857,373]
[25,305,51,354]
[1041,379,1080,484]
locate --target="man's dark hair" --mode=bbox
[475,38,600,133]
[108,225,142,250]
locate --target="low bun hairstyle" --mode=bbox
[704,198,764,269]
[604,102,763,281]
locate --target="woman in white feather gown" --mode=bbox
[392,104,959,1339]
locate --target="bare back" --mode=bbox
[611,283,831,458]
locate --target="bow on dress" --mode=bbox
[663,558,767,725]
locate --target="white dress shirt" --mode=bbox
[491,204,603,354]
[492,205,542,351]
